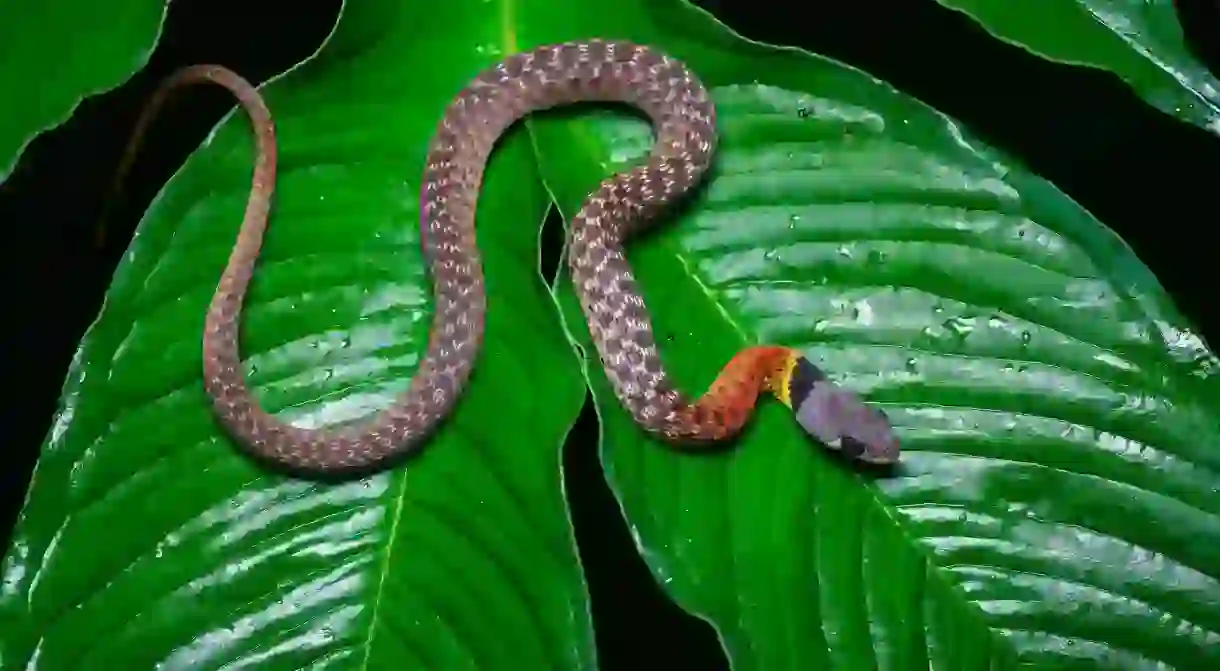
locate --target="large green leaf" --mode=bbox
[935,0,1220,134]
[0,0,165,180]
[6,0,1220,669]
[0,1,594,669]
[535,2,1220,669]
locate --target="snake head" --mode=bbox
[791,375,900,465]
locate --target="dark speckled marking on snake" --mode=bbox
[114,40,900,476]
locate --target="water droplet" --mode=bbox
[904,358,918,373]
[942,316,973,339]
[763,248,780,261]
[788,213,802,228]
[1020,331,1033,345]
[867,249,887,265]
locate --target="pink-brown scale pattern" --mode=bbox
[120,41,897,475]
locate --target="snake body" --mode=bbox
[120,40,900,475]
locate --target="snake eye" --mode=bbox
[838,435,867,460]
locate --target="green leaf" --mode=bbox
[0,0,165,181]
[0,2,594,669]
[536,2,1220,669]
[934,0,1220,134]
[8,0,1220,668]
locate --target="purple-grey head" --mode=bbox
[792,383,900,465]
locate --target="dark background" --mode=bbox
[2,1,1218,668]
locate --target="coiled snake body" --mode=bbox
[118,40,900,475]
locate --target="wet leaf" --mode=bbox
[0,1,592,668]
[0,0,165,180]
[537,2,1220,669]
[935,0,1220,134]
[5,0,1220,668]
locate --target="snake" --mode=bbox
[116,39,900,475]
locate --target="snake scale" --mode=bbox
[117,39,900,475]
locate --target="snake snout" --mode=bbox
[793,387,900,465]
[842,405,900,465]
[843,428,900,465]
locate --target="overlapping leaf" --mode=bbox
[0,0,166,180]
[0,1,593,668]
[935,0,1220,134]
[531,1,1220,668]
[4,0,1220,668]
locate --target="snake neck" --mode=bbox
[664,345,805,441]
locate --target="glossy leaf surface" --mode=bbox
[535,2,1220,668]
[936,0,1220,134]
[0,0,165,180]
[4,0,1220,668]
[0,0,593,668]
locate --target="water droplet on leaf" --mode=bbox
[942,316,973,339]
